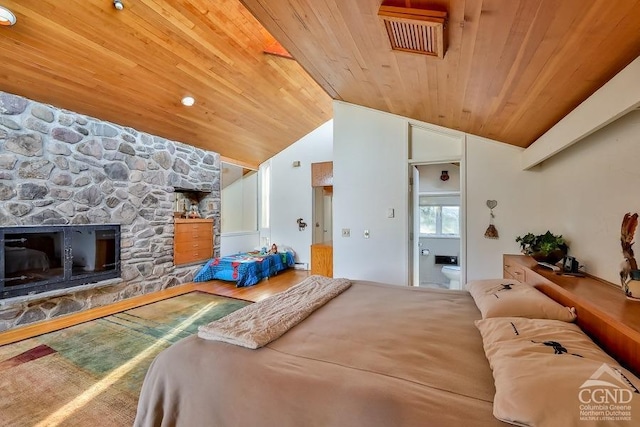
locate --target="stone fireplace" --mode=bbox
[0,91,221,332]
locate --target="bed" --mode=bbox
[193,250,295,287]
[135,281,506,426]
[134,275,640,427]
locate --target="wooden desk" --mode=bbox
[504,254,640,376]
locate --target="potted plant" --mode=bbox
[515,231,568,264]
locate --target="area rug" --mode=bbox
[0,292,250,427]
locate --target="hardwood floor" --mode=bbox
[194,269,309,301]
[0,269,309,346]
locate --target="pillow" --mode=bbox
[476,317,640,427]
[466,279,576,322]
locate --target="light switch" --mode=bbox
[387,208,394,218]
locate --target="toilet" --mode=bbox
[441,265,461,288]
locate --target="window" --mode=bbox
[419,195,460,237]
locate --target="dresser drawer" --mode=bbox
[174,219,214,265]
[174,248,211,265]
[174,233,212,245]
[504,262,526,281]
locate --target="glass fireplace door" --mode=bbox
[70,226,118,279]
[1,225,120,299]
[2,229,65,295]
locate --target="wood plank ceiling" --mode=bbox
[3,1,640,167]
[0,0,332,168]
[241,0,640,148]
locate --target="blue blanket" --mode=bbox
[193,251,295,287]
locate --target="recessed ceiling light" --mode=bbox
[181,96,195,107]
[0,6,16,26]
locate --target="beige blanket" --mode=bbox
[197,275,351,349]
[135,281,507,427]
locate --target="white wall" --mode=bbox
[465,135,542,280]
[266,120,333,265]
[333,102,409,284]
[220,169,259,256]
[333,101,542,284]
[220,232,260,256]
[537,110,640,284]
[419,237,460,285]
[221,171,257,233]
[418,164,461,192]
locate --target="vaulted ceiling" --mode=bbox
[0,0,332,168]
[1,1,640,168]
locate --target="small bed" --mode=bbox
[193,250,294,287]
[135,276,640,427]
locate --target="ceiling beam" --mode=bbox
[220,156,259,171]
[522,55,640,170]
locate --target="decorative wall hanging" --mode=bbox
[297,218,307,231]
[484,200,499,239]
[440,170,449,181]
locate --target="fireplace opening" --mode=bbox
[1,225,121,299]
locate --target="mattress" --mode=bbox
[134,281,507,426]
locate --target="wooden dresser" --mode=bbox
[311,241,333,277]
[174,218,213,265]
[504,254,640,376]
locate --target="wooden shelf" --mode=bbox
[504,254,640,376]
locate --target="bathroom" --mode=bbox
[416,163,461,289]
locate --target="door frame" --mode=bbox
[409,158,466,289]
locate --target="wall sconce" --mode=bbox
[297,218,307,231]
[113,0,124,10]
[440,170,449,181]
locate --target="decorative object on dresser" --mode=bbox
[173,219,213,266]
[515,230,568,264]
[483,200,499,239]
[620,212,640,300]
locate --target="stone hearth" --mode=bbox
[0,91,221,331]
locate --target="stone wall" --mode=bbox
[0,91,221,332]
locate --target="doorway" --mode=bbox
[411,163,464,289]
[313,186,333,244]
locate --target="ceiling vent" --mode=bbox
[378,3,448,58]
